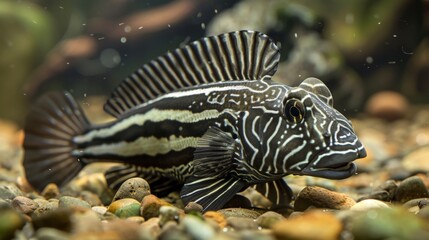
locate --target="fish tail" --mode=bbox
[23,92,90,191]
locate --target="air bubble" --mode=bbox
[366,56,373,64]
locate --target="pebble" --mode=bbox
[402,147,429,173]
[349,207,429,240]
[256,211,286,228]
[0,181,23,200]
[32,199,59,217]
[12,196,39,214]
[402,198,429,209]
[217,208,262,219]
[374,180,398,200]
[272,210,343,240]
[184,201,203,213]
[58,196,91,209]
[107,198,140,218]
[159,205,184,227]
[41,183,60,199]
[140,194,172,219]
[32,208,73,232]
[351,199,390,211]
[294,186,356,211]
[69,173,113,205]
[359,190,390,202]
[394,175,429,203]
[112,177,151,202]
[365,91,409,121]
[91,206,108,215]
[227,216,258,230]
[417,205,429,220]
[182,215,216,240]
[80,190,103,206]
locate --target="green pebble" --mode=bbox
[115,203,141,218]
[58,196,91,209]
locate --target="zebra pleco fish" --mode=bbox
[23,30,366,211]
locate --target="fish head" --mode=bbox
[272,77,366,179]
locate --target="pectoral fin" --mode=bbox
[192,127,242,178]
[181,127,246,211]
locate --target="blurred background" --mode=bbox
[0,0,427,125]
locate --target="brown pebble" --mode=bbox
[12,196,38,214]
[217,208,262,219]
[256,211,286,228]
[140,194,172,219]
[272,210,342,240]
[41,183,60,199]
[365,91,409,121]
[227,216,258,230]
[184,201,203,213]
[294,186,356,211]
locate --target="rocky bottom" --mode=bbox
[1,106,429,240]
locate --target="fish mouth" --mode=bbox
[300,147,367,180]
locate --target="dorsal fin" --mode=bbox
[104,30,281,117]
[299,77,333,107]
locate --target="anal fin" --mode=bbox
[181,176,245,211]
[253,178,293,209]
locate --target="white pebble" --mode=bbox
[351,199,390,211]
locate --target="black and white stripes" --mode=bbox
[23,30,366,211]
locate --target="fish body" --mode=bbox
[23,31,366,211]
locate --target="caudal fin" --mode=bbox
[23,92,90,191]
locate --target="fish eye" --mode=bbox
[284,98,305,123]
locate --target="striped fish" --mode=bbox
[23,30,366,211]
